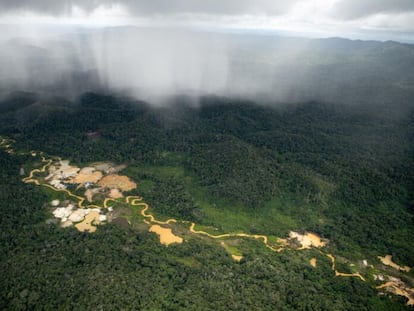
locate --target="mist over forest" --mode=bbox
[1,1,414,309]
[1,25,414,111]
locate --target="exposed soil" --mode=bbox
[98,174,137,191]
[149,225,183,246]
[70,168,102,185]
[289,231,326,249]
[378,255,411,272]
[377,280,414,306]
[232,255,243,262]
[109,188,123,198]
[75,211,101,233]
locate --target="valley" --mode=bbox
[1,93,413,310]
[1,1,414,306]
[2,136,413,306]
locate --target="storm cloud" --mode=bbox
[2,0,414,20]
[332,0,414,20]
[1,1,414,106]
[1,0,414,40]
[0,0,297,16]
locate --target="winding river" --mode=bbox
[4,136,414,305]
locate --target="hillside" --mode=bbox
[0,92,413,309]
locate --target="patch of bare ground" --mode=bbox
[98,174,137,192]
[109,188,123,198]
[149,225,183,246]
[377,278,414,306]
[232,255,243,262]
[75,211,101,233]
[70,168,102,185]
[378,255,411,272]
[288,231,327,249]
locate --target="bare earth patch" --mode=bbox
[61,220,73,228]
[232,255,243,262]
[378,255,411,272]
[98,174,137,191]
[327,253,366,281]
[70,168,103,185]
[90,162,113,173]
[109,188,123,198]
[84,188,102,202]
[56,160,80,177]
[149,224,183,246]
[75,211,101,233]
[377,279,414,306]
[289,231,326,249]
[310,258,317,267]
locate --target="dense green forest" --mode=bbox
[0,92,413,309]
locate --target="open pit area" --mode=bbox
[51,200,107,232]
[34,158,137,233]
[98,174,137,192]
[288,231,326,249]
[378,255,411,272]
[45,159,136,203]
[149,225,183,246]
[70,167,103,185]
[75,211,102,233]
[377,278,414,306]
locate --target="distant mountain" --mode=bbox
[1,27,414,110]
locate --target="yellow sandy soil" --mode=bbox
[75,211,101,233]
[149,224,183,246]
[326,253,366,281]
[55,160,80,176]
[310,258,317,267]
[85,189,94,202]
[98,174,137,191]
[103,198,117,209]
[128,196,284,252]
[127,197,177,225]
[326,254,336,270]
[188,222,284,252]
[70,170,102,184]
[22,156,53,185]
[277,238,288,246]
[335,271,366,281]
[61,167,80,176]
[80,167,95,174]
[232,255,243,262]
[377,281,414,306]
[378,255,411,272]
[84,188,103,202]
[289,231,326,249]
[109,188,123,199]
[61,220,73,228]
[91,162,113,172]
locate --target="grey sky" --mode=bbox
[0,0,413,17]
[0,1,414,41]
[1,3,414,102]
[332,0,414,19]
[0,0,297,16]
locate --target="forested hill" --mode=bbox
[1,92,414,309]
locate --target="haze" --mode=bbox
[1,0,414,105]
